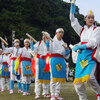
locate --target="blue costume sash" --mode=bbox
[50,57,66,83]
[22,61,32,76]
[38,59,50,83]
[1,64,10,78]
[73,49,96,84]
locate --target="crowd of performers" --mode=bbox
[0,28,70,100]
[0,1,100,100]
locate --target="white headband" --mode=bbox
[24,39,30,43]
[56,28,64,33]
[14,39,20,43]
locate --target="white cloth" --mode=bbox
[70,13,100,49]
[0,54,10,63]
[1,78,10,90]
[33,41,47,56]
[47,35,69,96]
[74,64,100,100]
[3,47,21,58]
[2,46,22,81]
[66,63,69,81]
[33,41,50,95]
[50,73,61,96]
[48,35,70,59]
[20,47,32,84]
[34,58,49,95]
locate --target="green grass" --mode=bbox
[0,81,96,100]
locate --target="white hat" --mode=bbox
[56,28,64,33]
[85,10,94,17]
[42,31,50,37]
[24,39,30,43]
[14,39,20,43]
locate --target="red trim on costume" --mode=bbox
[80,27,84,37]
[51,54,64,58]
[80,26,97,37]
[91,49,97,62]
[93,26,97,30]
[39,41,42,45]
[2,62,8,65]
[37,54,46,59]
[81,42,87,45]
[11,57,17,61]
[21,57,31,61]
[45,53,51,72]
[81,42,97,61]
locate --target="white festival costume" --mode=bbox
[32,41,50,96]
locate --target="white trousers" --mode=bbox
[21,75,31,84]
[35,58,50,95]
[35,79,50,95]
[74,63,100,100]
[1,78,10,90]
[10,71,21,83]
[50,77,61,96]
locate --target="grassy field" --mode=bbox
[0,81,96,100]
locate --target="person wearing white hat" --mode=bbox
[2,39,22,94]
[0,50,10,92]
[30,32,50,99]
[0,49,3,91]
[45,28,70,100]
[19,39,32,96]
[70,1,100,100]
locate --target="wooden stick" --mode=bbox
[0,37,8,45]
[26,33,37,43]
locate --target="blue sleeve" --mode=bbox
[30,42,34,50]
[46,41,50,48]
[65,49,70,56]
[70,4,76,14]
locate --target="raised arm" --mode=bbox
[1,43,13,53]
[70,3,83,36]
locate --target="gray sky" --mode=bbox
[63,0,100,23]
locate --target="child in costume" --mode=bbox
[45,28,70,100]
[0,50,10,92]
[2,39,22,94]
[30,32,50,99]
[19,39,32,96]
[70,1,100,100]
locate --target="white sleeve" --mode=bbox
[86,27,100,49]
[70,13,83,36]
[32,42,39,54]
[3,47,13,53]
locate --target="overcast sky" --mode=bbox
[63,0,100,23]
